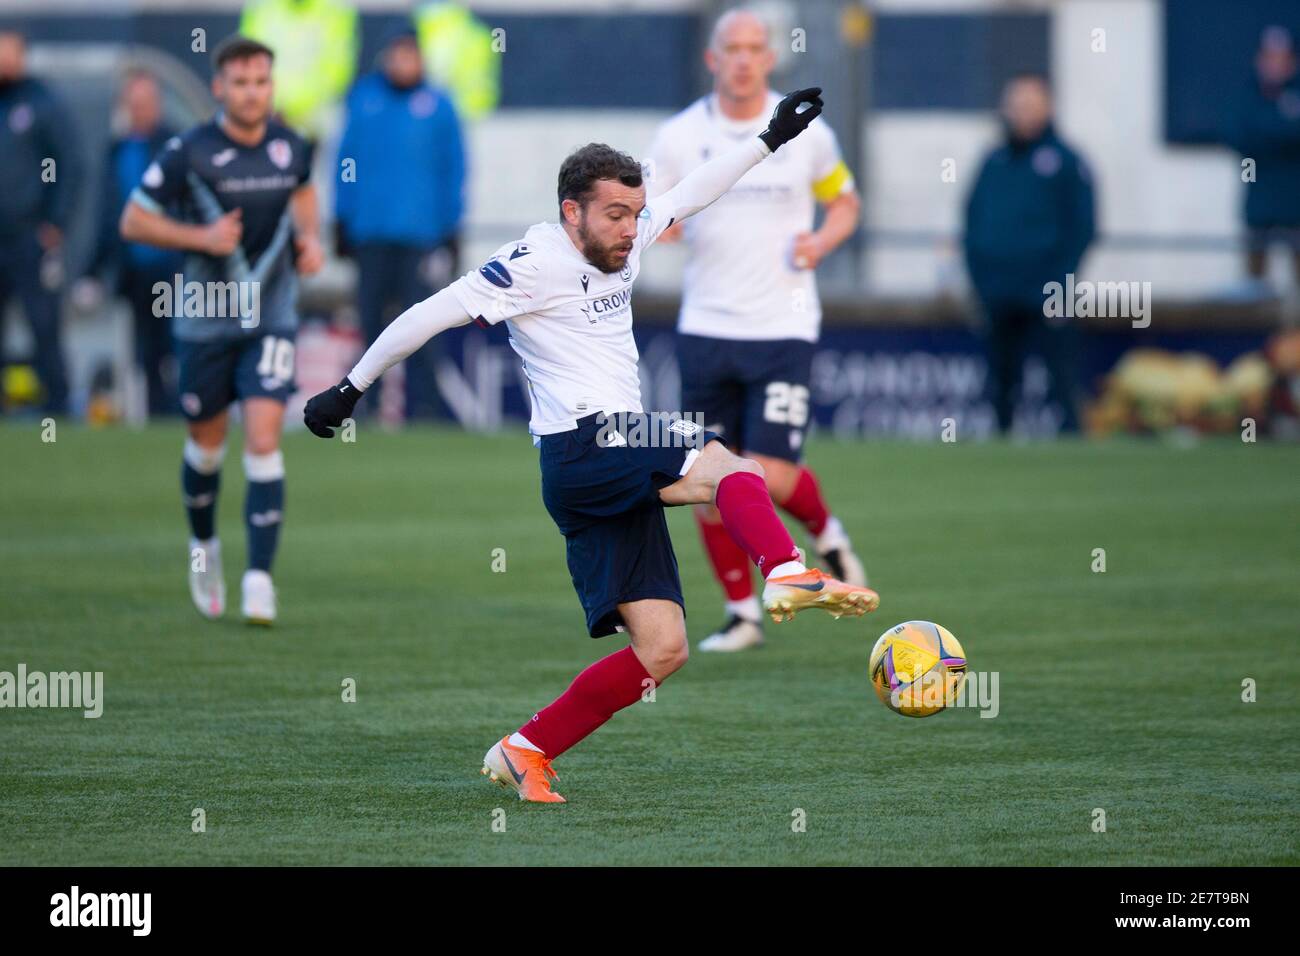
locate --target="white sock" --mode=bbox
[815,515,850,554]
[726,597,762,623]
[508,732,543,752]
[766,559,807,580]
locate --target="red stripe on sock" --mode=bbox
[780,466,831,537]
[519,646,656,758]
[714,471,800,578]
[694,509,754,601]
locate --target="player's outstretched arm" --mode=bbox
[303,286,473,438]
[120,198,243,257]
[651,87,825,228]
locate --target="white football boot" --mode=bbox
[814,516,868,588]
[698,615,765,652]
[241,569,277,626]
[188,538,226,619]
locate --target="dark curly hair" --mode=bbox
[557,143,643,212]
[213,35,275,72]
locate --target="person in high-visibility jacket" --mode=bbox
[414,1,499,121]
[240,0,359,141]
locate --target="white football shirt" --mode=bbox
[647,92,853,343]
[352,136,772,439]
[449,209,677,437]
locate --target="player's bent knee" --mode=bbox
[653,632,690,677]
[244,449,285,482]
[638,629,689,679]
[245,437,281,457]
[729,456,764,481]
[183,437,226,475]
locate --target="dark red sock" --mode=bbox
[780,466,831,536]
[714,471,801,578]
[695,509,754,601]
[519,646,656,758]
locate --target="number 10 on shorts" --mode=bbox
[256,336,295,386]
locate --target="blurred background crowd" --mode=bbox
[2,0,1299,440]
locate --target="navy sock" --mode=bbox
[181,440,224,541]
[244,451,285,573]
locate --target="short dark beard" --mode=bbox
[577,211,628,274]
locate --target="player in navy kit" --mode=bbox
[120,36,323,624]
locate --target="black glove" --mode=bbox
[759,87,824,152]
[303,376,362,438]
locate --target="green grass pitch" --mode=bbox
[1,422,1297,865]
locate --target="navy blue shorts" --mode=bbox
[539,411,722,637]
[677,332,815,463]
[176,333,297,422]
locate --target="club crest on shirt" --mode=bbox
[1032,145,1062,177]
[480,259,512,288]
[8,103,33,134]
[266,138,293,170]
[410,90,436,117]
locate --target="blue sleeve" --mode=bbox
[962,157,991,274]
[131,135,189,212]
[87,144,123,278]
[434,94,466,239]
[36,88,83,229]
[1057,152,1096,276]
[1229,83,1300,157]
[334,95,361,228]
[296,132,314,186]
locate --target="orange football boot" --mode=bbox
[481,736,566,803]
[762,567,880,623]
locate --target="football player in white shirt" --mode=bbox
[647,10,867,653]
[303,88,878,803]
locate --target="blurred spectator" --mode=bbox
[0,27,80,415]
[414,1,499,121]
[84,69,184,416]
[964,73,1095,435]
[1229,26,1300,287]
[335,27,465,420]
[240,0,358,142]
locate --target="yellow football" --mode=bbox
[869,621,968,718]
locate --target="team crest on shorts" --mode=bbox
[181,392,202,417]
[267,138,293,170]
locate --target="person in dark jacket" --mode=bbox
[964,73,1096,435]
[85,68,184,415]
[1229,26,1300,284]
[0,27,81,415]
[334,26,465,420]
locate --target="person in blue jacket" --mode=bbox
[964,73,1095,435]
[0,27,82,415]
[86,68,184,416]
[335,26,465,420]
[1229,26,1300,286]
